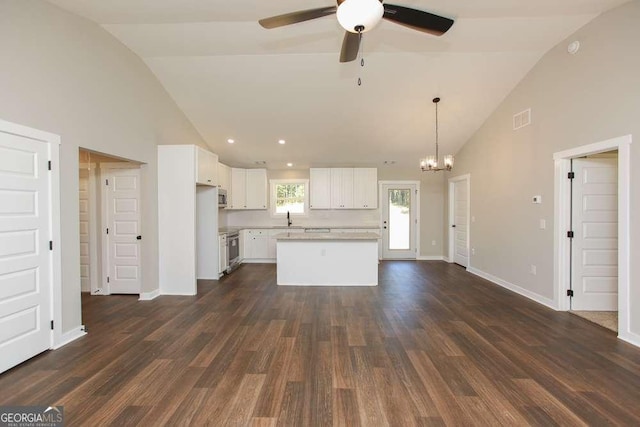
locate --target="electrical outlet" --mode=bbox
[471,248,476,255]
[539,219,546,229]
[432,240,436,246]
[530,265,537,275]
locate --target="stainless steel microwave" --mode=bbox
[218,189,227,208]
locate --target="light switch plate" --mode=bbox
[532,195,542,204]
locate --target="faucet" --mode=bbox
[287,211,292,227]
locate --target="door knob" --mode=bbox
[452,225,456,228]
[137,235,142,240]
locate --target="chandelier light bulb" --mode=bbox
[443,155,454,170]
[337,0,384,33]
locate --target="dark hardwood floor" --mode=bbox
[1,261,639,426]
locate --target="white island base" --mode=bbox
[275,232,379,286]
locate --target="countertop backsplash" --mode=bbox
[220,207,380,230]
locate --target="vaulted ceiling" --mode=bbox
[47,0,628,169]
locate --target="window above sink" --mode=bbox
[270,179,309,218]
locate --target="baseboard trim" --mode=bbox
[416,256,445,261]
[242,259,276,264]
[619,330,640,348]
[443,257,452,263]
[53,327,87,349]
[139,289,160,301]
[160,291,197,296]
[467,267,557,310]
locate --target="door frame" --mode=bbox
[378,180,421,259]
[99,163,142,295]
[79,162,100,294]
[0,119,64,349]
[448,174,471,267]
[553,134,631,342]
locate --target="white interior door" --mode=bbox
[0,128,52,373]
[452,179,469,267]
[381,183,417,259]
[571,157,618,311]
[103,167,141,294]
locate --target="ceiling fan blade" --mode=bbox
[259,6,337,29]
[383,4,454,36]
[340,31,360,63]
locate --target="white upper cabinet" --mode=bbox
[246,169,267,209]
[228,168,267,210]
[353,168,378,209]
[218,162,231,192]
[195,147,218,186]
[230,168,246,209]
[309,168,331,209]
[330,168,354,209]
[310,167,377,210]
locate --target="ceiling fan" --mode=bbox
[259,0,454,63]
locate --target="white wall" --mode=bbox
[0,1,206,333]
[223,168,445,257]
[446,2,640,335]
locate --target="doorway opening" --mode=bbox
[553,135,631,342]
[78,149,143,296]
[379,181,419,259]
[568,153,618,332]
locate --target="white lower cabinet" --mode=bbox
[242,228,304,262]
[243,230,269,261]
[219,234,228,275]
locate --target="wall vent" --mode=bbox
[513,108,531,130]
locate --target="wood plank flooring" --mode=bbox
[1,261,639,425]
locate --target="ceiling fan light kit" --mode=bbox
[259,1,454,63]
[420,97,453,172]
[337,0,384,33]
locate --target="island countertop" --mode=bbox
[273,232,380,241]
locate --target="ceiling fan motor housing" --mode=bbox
[337,0,384,33]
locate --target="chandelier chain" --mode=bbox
[435,99,439,163]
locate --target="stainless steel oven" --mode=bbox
[227,231,240,272]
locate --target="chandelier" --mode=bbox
[420,97,453,172]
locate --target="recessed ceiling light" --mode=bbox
[567,40,580,55]
[227,139,235,144]
[278,139,286,145]
[286,163,293,167]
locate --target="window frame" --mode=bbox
[269,179,310,218]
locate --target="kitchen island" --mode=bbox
[275,232,379,286]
